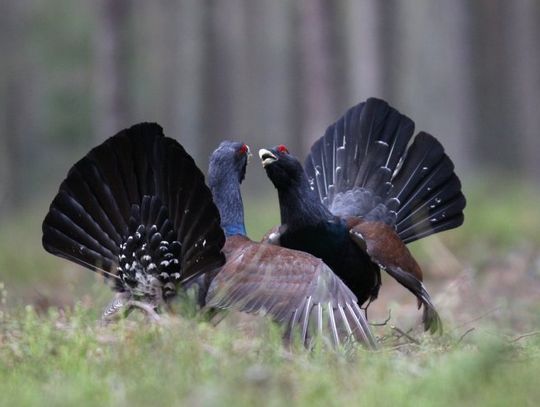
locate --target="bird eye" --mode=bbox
[277,145,289,154]
[238,144,249,155]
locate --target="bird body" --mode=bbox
[205,141,377,348]
[278,219,381,306]
[260,98,466,333]
[207,234,376,348]
[261,142,383,307]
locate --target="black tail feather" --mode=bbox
[305,98,415,207]
[304,98,465,243]
[353,100,415,194]
[390,133,466,243]
[42,223,117,275]
[43,122,225,294]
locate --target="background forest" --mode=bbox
[2,0,540,212]
[1,1,540,406]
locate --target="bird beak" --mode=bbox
[259,149,277,167]
[246,145,252,163]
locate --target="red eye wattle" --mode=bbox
[277,145,289,154]
[238,144,249,155]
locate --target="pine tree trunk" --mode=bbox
[94,0,132,140]
[506,0,540,183]
[298,0,336,153]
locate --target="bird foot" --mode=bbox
[101,293,163,324]
[125,300,162,322]
[101,292,131,323]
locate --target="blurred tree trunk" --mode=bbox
[342,0,384,102]
[94,0,132,140]
[0,1,11,216]
[173,0,206,163]
[202,0,250,167]
[245,0,295,152]
[130,1,197,151]
[378,1,400,100]
[392,0,474,171]
[130,1,173,125]
[0,0,27,217]
[506,0,540,183]
[470,1,516,170]
[298,0,336,152]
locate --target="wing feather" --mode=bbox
[349,220,442,333]
[206,238,377,349]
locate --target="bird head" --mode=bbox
[259,145,306,190]
[209,141,251,186]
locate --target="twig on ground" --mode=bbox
[388,342,417,351]
[456,328,475,345]
[391,326,420,345]
[128,301,162,323]
[452,307,501,330]
[370,309,392,327]
[509,331,540,343]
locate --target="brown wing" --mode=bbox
[348,219,442,334]
[206,236,377,349]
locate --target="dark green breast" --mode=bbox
[280,221,381,305]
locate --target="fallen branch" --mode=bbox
[456,327,475,345]
[391,326,420,345]
[452,307,501,330]
[509,331,540,343]
[370,309,392,327]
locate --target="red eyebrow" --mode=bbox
[238,144,249,154]
[277,145,289,154]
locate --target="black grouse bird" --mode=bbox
[42,124,376,348]
[259,98,466,333]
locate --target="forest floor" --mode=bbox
[1,179,540,406]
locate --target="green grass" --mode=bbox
[457,176,540,247]
[1,182,540,406]
[1,303,539,407]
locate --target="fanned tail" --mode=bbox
[305,98,414,209]
[304,98,465,242]
[42,123,225,299]
[391,133,466,244]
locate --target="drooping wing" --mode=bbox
[348,219,442,334]
[42,123,225,288]
[206,237,377,349]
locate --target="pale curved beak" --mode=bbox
[259,149,277,167]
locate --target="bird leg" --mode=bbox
[101,291,163,324]
[125,300,162,322]
[101,292,131,323]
